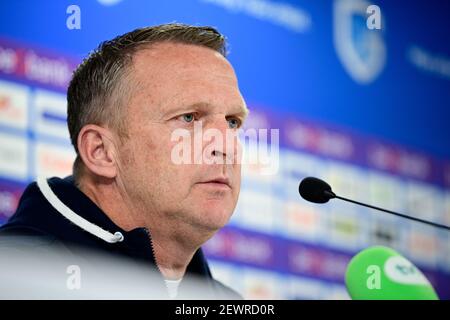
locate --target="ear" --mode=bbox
[77,124,118,179]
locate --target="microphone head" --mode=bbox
[298,177,335,204]
[345,246,438,300]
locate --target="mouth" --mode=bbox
[197,177,232,190]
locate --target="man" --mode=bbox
[0,23,248,299]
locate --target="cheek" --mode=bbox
[155,140,195,194]
[234,164,241,186]
[121,137,162,185]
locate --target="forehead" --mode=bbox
[129,42,242,108]
[133,42,237,85]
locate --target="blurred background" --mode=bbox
[0,0,449,299]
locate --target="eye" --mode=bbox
[227,117,241,129]
[180,113,195,123]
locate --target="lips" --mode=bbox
[197,176,231,189]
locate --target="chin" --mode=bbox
[196,204,234,230]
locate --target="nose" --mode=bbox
[203,115,240,164]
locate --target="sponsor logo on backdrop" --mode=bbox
[235,189,276,233]
[33,89,70,141]
[24,51,73,89]
[287,244,350,281]
[0,80,29,130]
[284,201,321,242]
[334,0,386,84]
[34,142,76,179]
[0,133,28,181]
[327,162,368,202]
[242,267,280,299]
[285,120,355,160]
[408,46,450,80]
[0,39,78,90]
[0,45,18,74]
[368,143,432,182]
[204,227,275,267]
[327,209,364,251]
[368,172,405,212]
[370,221,398,247]
[407,226,438,268]
[282,150,318,181]
[201,0,311,34]
[406,181,439,222]
[228,231,274,267]
[288,275,326,300]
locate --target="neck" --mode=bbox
[77,174,214,280]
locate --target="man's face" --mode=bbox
[117,42,247,232]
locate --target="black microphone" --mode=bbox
[298,176,450,231]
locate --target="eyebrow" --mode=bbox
[164,101,249,120]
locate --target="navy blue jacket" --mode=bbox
[0,176,240,299]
